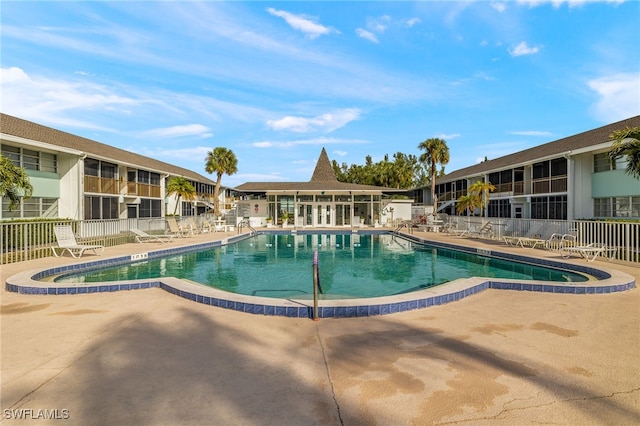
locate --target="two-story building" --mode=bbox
[0,113,222,221]
[415,115,640,220]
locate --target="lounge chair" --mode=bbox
[186,217,207,234]
[466,221,493,239]
[503,222,544,246]
[51,225,104,258]
[512,223,561,249]
[131,228,174,244]
[560,243,616,262]
[166,217,191,238]
[453,221,492,238]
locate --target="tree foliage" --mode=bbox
[205,147,238,216]
[456,180,496,216]
[332,152,425,189]
[166,176,196,215]
[609,126,640,179]
[0,155,33,211]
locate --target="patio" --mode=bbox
[1,230,638,424]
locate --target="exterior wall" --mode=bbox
[592,170,639,198]
[570,153,593,220]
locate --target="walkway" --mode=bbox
[1,229,638,425]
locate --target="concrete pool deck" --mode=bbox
[1,229,639,424]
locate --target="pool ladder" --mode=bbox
[238,219,257,236]
[392,220,413,234]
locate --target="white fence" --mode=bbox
[1,216,638,264]
[443,216,639,263]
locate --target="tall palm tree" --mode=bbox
[468,180,496,217]
[0,154,33,211]
[609,126,640,179]
[166,176,196,215]
[418,138,450,214]
[205,147,238,217]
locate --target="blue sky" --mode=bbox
[2,1,639,187]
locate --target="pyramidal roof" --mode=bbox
[310,147,338,182]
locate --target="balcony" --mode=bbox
[532,175,567,194]
[84,176,118,195]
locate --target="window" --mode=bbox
[594,196,640,218]
[488,199,511,218]
[41,152,57,173]
[2,197,59,218]
[138,170,150,184]
[1,145,20,165]
[22,149,39,170]
[594,152,628,173]
[1,145,57,172]
[531,195,567,220]
[532,162,549,179]
[84,158,100,176]
[100,162,117,179]
[84,196,119,220]
[139,199,162,218]
[150,172,161,186]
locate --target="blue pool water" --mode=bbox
[54,233,588,299]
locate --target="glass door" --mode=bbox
[335,204,351,226]
[315,204,332,226]
[298,204,313,227]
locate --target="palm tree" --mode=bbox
[166,176,196,215]
[468,180,496,217]
[418,138,450,214]
[0,154,33,211]
[456,194,475,216]
[205,147,238,217]
[609,126,640,179]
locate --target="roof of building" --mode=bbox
[235,147,403,193]
[0,113,216,185]
[437,115,640,184]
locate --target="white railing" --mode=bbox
[442,216,639,263]
[1,217,168,264]
[1,216,638,264]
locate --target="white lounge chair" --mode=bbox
[466,221,493,239]
[131,228,174,244]
[512,223,561,249]
[51,225,104,258]
[503,222,544,246]
[560,243,616,262]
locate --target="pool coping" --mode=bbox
[5,230,636,319]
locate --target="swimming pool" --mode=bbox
[54,233,587,298]
[6,230,635,319]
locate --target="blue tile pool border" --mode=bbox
[5,231,636,319]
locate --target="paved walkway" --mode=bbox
[2,230,639,425]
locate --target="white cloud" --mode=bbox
[367,16,390,33]
[405,17,421,27]
[333,150,348,157]
[588,72,640,123]
[491,2,507,12]
[251,136,368,149]
[135,146,212,161]
[266,8,337,39]
[436,133,461,140]
[517,0,622,8]
[508,41,542,57]
[356,28,379,44]
[0,66,137,129]
[141,124,213,139]
[266,108,361,133]
[510,130,553,136]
